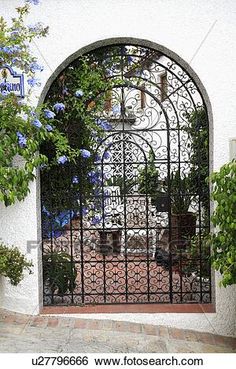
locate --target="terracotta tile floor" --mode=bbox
[43,247,210,306]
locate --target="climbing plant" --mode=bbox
[209,160,236,287]
[0,0,112,279]
[0,1,112,211]
[0,1,77,206]
[41,57,113,223]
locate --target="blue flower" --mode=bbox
[32,119,42,128]
[42,206,50,216]
[16,132,27,148]
[28,22,44,33]
[21,114,28,121]
[57,155,68,164]
[53,102,65,113]
[96,137,103,144]
[82,207,88,216]
[30,62,44,72]
[103,151,111,160]
[44,109,55,119]
[12,57,21,64]
[45,124,53,132]
[104,189,110,198]
[96,118,112,131]
[127,55,133,64]
[80,149,91,159]
[95,154,101,163]
[10,30,20,37]
[91,214,102,225]
[62,87,69,95]
[0,46,20,54]
[26,0,40,5]
[40,163,47,169]
[112,104,120,114]
[0,90,10,98]
[101,122,111,130]
[30,110,37,117]
[75,89,83,97]
[93,188,101,197]
[27,77,41,87]
[72,176,79,184]
[88,171,101,185]
[105,69,113,77]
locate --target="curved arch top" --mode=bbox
[39,38,212,123]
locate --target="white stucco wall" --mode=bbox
[0,178,42,315]
[0,0,236,336]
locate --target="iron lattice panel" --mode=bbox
[41,44,211,306]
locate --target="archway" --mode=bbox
[40,41,211,306]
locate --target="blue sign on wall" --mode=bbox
[0,65,24,98]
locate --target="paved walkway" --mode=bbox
[0,309,235,353]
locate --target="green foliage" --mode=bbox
[137,157,193,214]
[170,172,192,214]
[185,107,209,214]
[106,175,135,197]
[208,160,236,287]
[43,251,77,294]
[0,243,33,285]
[138,108,209,215]
[0,3,76,206]
[137,153,161,200]
[181,234,210,278]
[41,57,112,214]
[0,4,48,72]
[0,93,74,206]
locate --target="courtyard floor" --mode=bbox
[0,309,235,353]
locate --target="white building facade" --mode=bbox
[0,0,235,336]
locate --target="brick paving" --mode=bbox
[0,309,235,353]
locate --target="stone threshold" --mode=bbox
[0,308,235,350]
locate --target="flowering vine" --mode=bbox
[0,1,96,207]
[40,56,113,227]
[0,1,136,227]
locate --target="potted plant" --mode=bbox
[137,155,196,247]
[170,171,196,247]
[43,251,77,295]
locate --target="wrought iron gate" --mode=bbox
[41,44,211,306]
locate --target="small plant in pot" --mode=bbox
[43,251,77,295]
[170,171,196,248]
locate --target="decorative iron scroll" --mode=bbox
[41,44,211,306]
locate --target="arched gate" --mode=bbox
[41,44,211,306]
